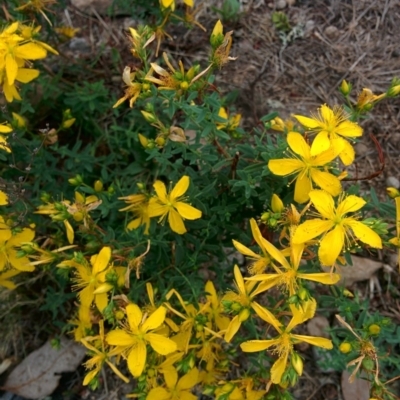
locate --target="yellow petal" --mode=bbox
[240,338,281,352]
[271,194,284,213]
[175,202,202,220]
[268,159,304,176]
[292,219,334,243]
[309,190,336,219]
[344,220,382,248]
[249,218,269,255]
[287,132,311,158]
[183,0,194,6]
[319,225,345,266]
[294,172,312,204]
[212,20,223,37]
[337,138,355,166]
[168,208,186,234]
[336,120,363,138]
[153,180,168,202]
[310,170,342,197]
[94,292,108,311]
[163,367,178,389]
[127,218,141,230]
[106,329,136,346]
[92,247,111,275]
[310,131,331,156]
[254,232,290,269]
[271,351,289,384]
[15,43,47,59]
[170,176,190,200]
[64,220,74,244]
[233,264,246,294]
[251,301,282,331]
[291,333,333,349]
[83,368,100,386]
[16,68,40,83]
[127,340,146,377]
[3,81,21,103]
[147,387,170,400]
[142,306,166,331]
[79,285,94,308]
[146,333,177,355]
[224,315,241,343]
[5,54,18,85]
[126,303,142,330]
[232,239,259,259]
[297,272,340,285]
[292,114,321,128]
[336,195,365,216]
[177,367,199,390]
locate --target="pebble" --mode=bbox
[275,0,287,9]
[324,25,339,38]
[386,176,400,189]
[287,0,296,4]
[354,142,369,156]
[69,37,91,53]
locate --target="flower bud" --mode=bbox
[155,136,166,147]
[271,193,284,213]
[115,310,125,320]
[387,187,400,198]
[180,81,189,91]
[94,180,103,192]
[362,357,374,371]
[73,211,84,222]
[138,133,148,147]
[68,174,83,186]
[260,212,270,222]
[141,110,155,123]
[298,287,308,301]
[339,342,352,354]
[291,352,303,376]
[340,80,351,96]
[238,308,250,322]
[368,324,380,336]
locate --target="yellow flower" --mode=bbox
[106,304,177,377]
[244,219,340,295]
[222,265,280,342]
[63,247,113,314]
[216,107,241,132]
[268,132,343,203]
[293,104,362,164]
[146,52,211,92]
[0,123,13,153]
[210,20,237,68]
[232,218,273,275]
[81,320,129,385]
[55,26,80,39]
[292,190,382,266]
[0,190,8,205]
[0,218,35,272]
[148,175,202,234]
[388,196,400,269]
[240,300,333,384]
[119,193,151,234]
[204,280,230,331]
[146,367,198,400]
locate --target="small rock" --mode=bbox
[386,176,400,189]
[307,315,330,338]
[304,20,315,36]
[287,0,296,5]
[324,25,339,39]
[275,0,287,9]
[71,0,113,14]
[354,142,369,156]
[69,37,91,53]
[341,370,370,400]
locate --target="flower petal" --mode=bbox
[268,159,304,176]
[240,338,281,352]
[319,225,345,266]
[168,208,186,234]
[292,219,334,244]
[127,340,147,377]
[336,120,363,138]
[126,303,142,331]
[170,176,189,200]
[92,246,111,275]
[177,367,199,390]
[251,301,282,332]
[146,333,177,355]
[310,170,342,197]
[336,195,365,216]
[146,387,170,400]
[224,315,241,343]
[293,114,321,128]
[297,272,340,285]
[287,132,311,158]
[309,190,336,219]
[271,351,289,384]
[291,334,333,349]
[106,330,135,346]
[345,220,382,248]
[232,239,259,259]
[16,68,40,83]
[337,138,355,166]
[294,172,312,204]
[153,180,168,203]
[175,202,202,220]
[310,131,330,156]
[142,306,166,331]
